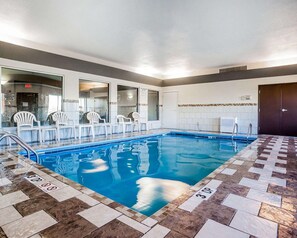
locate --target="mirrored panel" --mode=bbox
[79,79,109,122]
[1,67,63,127]
[117,85,138,117]
[148,90,159,121]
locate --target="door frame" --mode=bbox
[162,91,178,128]
[258,82,297,135]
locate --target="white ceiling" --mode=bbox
[1,0,297,79]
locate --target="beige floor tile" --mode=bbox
[0,206,22,226]
[141,217,158,227]
[78,203,121,228]
[0,191,29,209]
[195,219,249,238]
[2,210,57,238]
[48,186,81,202]
[222,194,261,215]
[230,211,277,238]
[0,177,12,187]
[76,194,100,206]
[117,215,150,233]
[141,224,170,238]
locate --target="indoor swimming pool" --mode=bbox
[37,133,253,216]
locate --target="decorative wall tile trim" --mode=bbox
[109,102,117,105]
[63,99,79,103]
[178,103,257,107]
[138,104,148,106]
[159,105,163,107]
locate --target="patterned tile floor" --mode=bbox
[0,132,296,238]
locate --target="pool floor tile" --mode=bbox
[141,217,158,227]
[159,209,207,237]
[0,178,12,187]
[230,210,278,238]
[2,210,57,238]
[0,190,29,209]
[222,193,261,215]
[239,177,268,191]
[193,201,236,226]
[14,193,57,216]
[1,133,296,237]
[117,215,150,233]
[48,186,82,202]
[84,219,142,238]
[0,206,22,226]
[142,224,170,238]
[45,197,90,221]
[40,215,97,238]
[278,224,297,238]
[78,203,121,228]
[247,188,282,207]
[76,193,100,206]
[195,219,249,238]
[259,203,297,229]
[221,168,236,175]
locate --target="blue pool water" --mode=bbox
[38,134,250,216]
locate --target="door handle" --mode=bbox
[282,109,288,112]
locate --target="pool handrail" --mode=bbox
[0,131,40,164]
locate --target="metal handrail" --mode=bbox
[231,123,238,139]
[0,132,40,164]
[247,123,252,139]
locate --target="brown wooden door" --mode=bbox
[259,83,297,136]
[281,83,297,136]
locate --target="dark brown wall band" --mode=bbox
[162,64,297,86]
[1,41,297,87]
[0,41,162,87]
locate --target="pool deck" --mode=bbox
[0,131,296,237]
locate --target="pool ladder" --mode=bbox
[232,123,253,140]
[231,123,238,139]
[0,131,40,164]
[247,123,252,140]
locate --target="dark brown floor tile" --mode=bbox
[40,215,97,238]
[160,208,207,238]
[253,163,264,169]
[259,203,296,229]
[171,193,192,207]
[0,227,8,238]
[15,193,58,216]
[165,230,188,238]
[21,181,45,198]
[0,179,30,195]
[5,164,24,170]
[243,172,260,181]
[275,163,287,168]
[108,202,122,209]
[84,219,142,238]
[278,225,297,238]
[282,196,297,213]
[192,201,236,226]
[45,197,90,221]
[219,181,250,196]
[268,184,297,198]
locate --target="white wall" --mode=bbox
[0,58,162,141]
[162,75,297,134]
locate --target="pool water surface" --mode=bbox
[39,134,250,216]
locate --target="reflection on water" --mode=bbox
[133,177,189,213]
[40,135,249,215]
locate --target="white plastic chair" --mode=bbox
[13,111,42,143]
[86,112,111,137]
[132,112,149,131]
[116,115,132,133]
[52,111,76,141]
